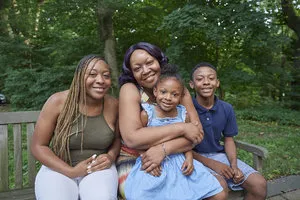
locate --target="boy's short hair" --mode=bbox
[190,62,217,80]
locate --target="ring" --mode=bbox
[87,170,92,174]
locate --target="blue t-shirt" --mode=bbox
[193,96,238,153]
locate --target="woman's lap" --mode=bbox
[35,165,78,200]
[35,165,118,200]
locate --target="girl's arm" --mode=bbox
[119,83,202,149]
[31,91,91,178]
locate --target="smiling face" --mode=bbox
[85,59,111,101]
[189,66,219,99]
[130,49,161,89]
[153,77,183,114]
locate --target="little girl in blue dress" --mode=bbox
[124,64,223,200]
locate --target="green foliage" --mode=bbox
[159,1,293,109]
[235,106,300,126]
[4,65,75,110]
[0,0,298,112]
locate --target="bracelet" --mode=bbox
[162,143,170,160]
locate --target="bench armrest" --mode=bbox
[235,140,268,171]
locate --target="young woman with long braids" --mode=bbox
[31,55,120,200]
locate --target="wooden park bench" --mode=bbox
[0,111,268,200]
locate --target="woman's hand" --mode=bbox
[86,154,113,174]
[183,121,204,145]
[149,165,162,177]
[71,156,95,178]
[141,144,165,173]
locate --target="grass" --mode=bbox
[235,106,300,180]
[236,119,300,180]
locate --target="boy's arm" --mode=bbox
[193,150,234,180]
[224,136,237,168]
[224,136,244,183]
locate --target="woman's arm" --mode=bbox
[31,91,90,178]
[105,97,121,162]
[119,83,202,149]
[181,87,204,138]
[106,123,121,163]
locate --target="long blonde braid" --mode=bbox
[52,55,105,164]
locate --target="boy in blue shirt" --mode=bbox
[190,62,267,200]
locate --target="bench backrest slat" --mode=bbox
[27,123,36,187]
[0,111,39,192]
[0,125,9,191]
[14,124,23,189]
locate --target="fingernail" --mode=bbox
[92,154,97,159]
[87,165,91,169]
[92,160,96,164]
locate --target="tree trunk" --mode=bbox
[97,1,118,92]
[281,0,300,109]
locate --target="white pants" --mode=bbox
[35,164,118,200]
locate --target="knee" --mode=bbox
[245,174,267,199]
[255,176,267,198]
[214,176,229,199]
[213,189,227,200]
[215,175,229,192]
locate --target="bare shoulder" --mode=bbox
[47,90,68,104]
[104,94,118,108]
[120,83,139,94]
[119,83,140,102]
[41,90,69,116]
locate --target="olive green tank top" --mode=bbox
[69,113,115,166]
